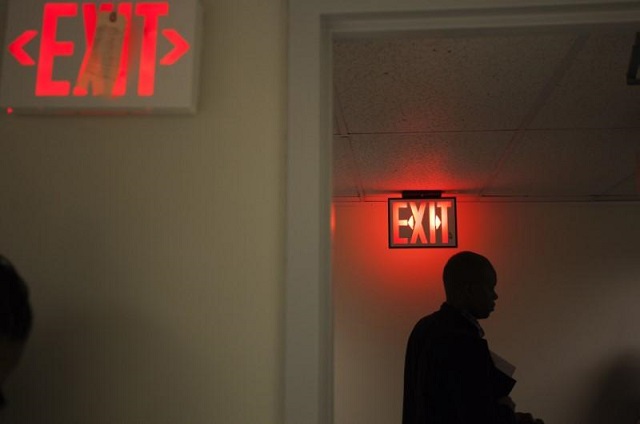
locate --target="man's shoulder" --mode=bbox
[409,304,482,346]
[411,303,464,328]
[408,308,443,338]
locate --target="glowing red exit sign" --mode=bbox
[1,0,201,114]
[388,198,457,248]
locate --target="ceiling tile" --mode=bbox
[532,32,640,129]
[348,132,514,195]
[487,129,640,196]
[333,29,640,201]
[333,33,577,133]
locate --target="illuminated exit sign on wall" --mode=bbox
[388,197,458,248]
[0,0,202,114]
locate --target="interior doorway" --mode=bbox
[331,25,640,423]
[286,4,640,424]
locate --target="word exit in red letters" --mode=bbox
[388,198,457,248]
[6,2,190,98]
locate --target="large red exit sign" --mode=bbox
[1,0,202,114]
[388,197,457,248]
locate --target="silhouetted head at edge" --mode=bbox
[0,256,33,407]
[443,251,498,320]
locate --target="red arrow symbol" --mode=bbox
[8,30,38,66]
[160,29,190,66]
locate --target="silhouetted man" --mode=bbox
[402,251,543,424]
[0,256,33,411]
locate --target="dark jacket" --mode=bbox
[402,303,516,424]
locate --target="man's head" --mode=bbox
[443,251,498,319]
[0,256,32,389]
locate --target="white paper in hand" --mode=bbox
[490,350,516,377]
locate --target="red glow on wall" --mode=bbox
[6,1,191,98]
[388,198,457,248]
[333,201,500,306]
[331,203,336,238]
[332,202,452,305]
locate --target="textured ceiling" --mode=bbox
[332,29,640,201]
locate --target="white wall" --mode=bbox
[333,200,640,424]
[0,0,286,422]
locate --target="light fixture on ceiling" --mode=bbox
[627,32,640,85]
[401,190,443,199]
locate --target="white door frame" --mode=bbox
[285,2,640,423]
